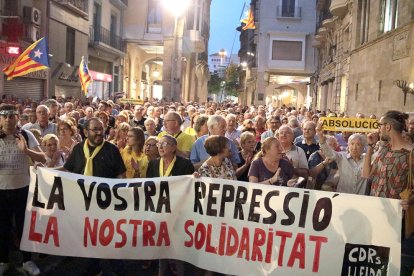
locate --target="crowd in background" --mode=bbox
[1,95,414,276]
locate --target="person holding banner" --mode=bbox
[316,124,368,195]
[0,104,46,276]
[121,127,148,178]
[146,134,194,276]
[248,137,294,186]
[198,135,237,180]
[362,110,414,275]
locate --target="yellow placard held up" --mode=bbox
[320,117,379,132]
[118,98,144,105]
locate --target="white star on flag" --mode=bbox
[33,49,42,59]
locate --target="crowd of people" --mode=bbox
[1,96,414,275]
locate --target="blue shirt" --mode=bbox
[190,134,241,165]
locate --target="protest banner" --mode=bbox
[21,168,401,275]
[118,98,144,105]
[320,117,379,133]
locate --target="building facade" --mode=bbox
[313,0,414,115]
[87,0,126,99]
[123,0,211,103]
[0,0,51,101]
[239,0,317,108]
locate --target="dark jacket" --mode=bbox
[146,155,194,177]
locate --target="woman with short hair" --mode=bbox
[236,131,256,182]
[144,136,160,161]
[146,135,194,276]
[198,135,236,180]
[317,124,368,195]
[57,119,78,157]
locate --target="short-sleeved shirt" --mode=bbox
[64,141,126,178]
[370,144,411,199]
[285,145,309,169]
[22,121,58,136]
[295,140,320,160]
[198,158,236,180]
[248,157,294,186]
[158,131,195,153]
[190,135,241,165]
[0,130,39,189]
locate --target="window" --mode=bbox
[66,28,75,65]
[110,14,118,48]
[187,0,202,30]
[4,0,18,15]
[379,0,398,33]
[357,0,370,45]
[147,0,162,33]
[93,3,101,41]
[272,40,302,61]
[281,0,295,17]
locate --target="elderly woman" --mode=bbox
[144,118,159,139]
[317,124,368,195]
[308,135,339,191]
[57,119,78,157]
[41,134,65,167]
[146,135,194,276]
[198,135,236,180]
[248,137,294,185]
[236,131,256,182]
[120,127,148,178]
[144,136,160,161]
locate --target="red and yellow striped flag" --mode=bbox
[3,37,50,80]
[241,7,256,30]
[78,56,92,95]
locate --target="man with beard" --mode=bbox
[63,117,126,275]
[64,117,126,178]
[362,110,414,275]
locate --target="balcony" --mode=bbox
[311,38,322,48]
[276,6,301,19]
[55,0,89,17]
[90,26,124,52]
[330,0,348,18]
[318,26,328,35]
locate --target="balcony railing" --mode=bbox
[276,6,301,18]
[90,26,123,52]
[317,9,333,28]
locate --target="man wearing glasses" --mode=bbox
[63,117,126,275]
[64,117,126,178]
[0,104,46,276]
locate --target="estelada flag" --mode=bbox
[241,7,256,30]
[78,56,92,94]
[3,37,50,80]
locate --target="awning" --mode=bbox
[89,70,112,82]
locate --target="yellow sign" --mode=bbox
[320,117,379,132]
[118,98,144,105]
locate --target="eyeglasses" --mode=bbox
[156,142,171,148]
[88,128,104,133]
[145,143,157,147]
[59,128,69,132]
[378,123,387,128]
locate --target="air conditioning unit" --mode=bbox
[23,7,41,26]
[27,25,41,42]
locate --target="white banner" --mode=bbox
[21,168,402,275]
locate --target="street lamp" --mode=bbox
[394,80,414,105]
[162,0,190,102]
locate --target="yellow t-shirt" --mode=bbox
[157,131,195,153]
[120,148,148,178]
[184,127,197,138]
